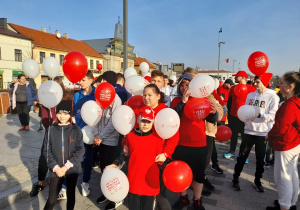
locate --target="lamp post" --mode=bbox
[233,60,237,72]
[217,41,225,78]
[123,0,128,70]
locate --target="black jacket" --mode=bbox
[43,124,84,178]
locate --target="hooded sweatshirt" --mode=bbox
[268,96,300,151]
[244,89,279,136]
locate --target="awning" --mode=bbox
[13,70,24,75]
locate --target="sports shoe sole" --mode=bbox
[253,183,265,192]
[211,166,223,174]
[97,197,108,204]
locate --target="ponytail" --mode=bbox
[283,71,300,98]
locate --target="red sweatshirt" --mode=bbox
[123,130,163,196]
[217,85,229,104]
[268,96,300,151]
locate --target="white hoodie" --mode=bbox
[244,89,279,136]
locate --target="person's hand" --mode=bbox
[97,107,102,116]
[182,88,191,103]
[247,113,259,121]
[123,145,130,156]
[33,101,38,106]
[104,164,118,171]
[61,166,68,173]
[93,138,102,147]
[265,134,269,141]
[144,79,150,86]
[54,167,65,177]
[210,102,217,114]
[155,153,167,165]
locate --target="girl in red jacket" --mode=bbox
[266,72,300,210]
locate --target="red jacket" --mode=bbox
[171,97,207,147]
[124,130,163,196]
[229,84,256,117]
[217,85,229,104]
[268,96,300,151]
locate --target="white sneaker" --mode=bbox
[57,188,67,200]
[81,182,90,197]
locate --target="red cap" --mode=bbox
[232,70,247,78]
[139,106,155,122]
[259,72,273,87]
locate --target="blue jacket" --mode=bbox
[73,87,96,129]
[115,84,132,104]
[11,81,37,109]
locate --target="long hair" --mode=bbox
[143,84,165,104]
[283,71,300,98]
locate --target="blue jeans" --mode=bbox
[82,143,94,183]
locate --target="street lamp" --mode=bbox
[217,41,225,78]
[233,60,237,72]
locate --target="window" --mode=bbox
[50,53,55,58]
[96,60,99,68]
[40,51,45,63]
[90,59,94,69]
[59,55,64,65]
[121,62,123,69]
[0,47,1,60]
[223,77,225,80]
[15,49,22,62]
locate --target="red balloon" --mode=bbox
[247,51,269,76]
[144,76,151,82]
[124,95,145,110]
[215,125,232,142]
[234,84,248,99]
[95,82,116,109]
[184,97,211,121]
[63,51,88,83]
[97,63,103,71]
[163,161,193,192]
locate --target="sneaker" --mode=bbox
[232,180,241,191]
[266,206,280,210]
[105,200,123,210]
[211,164,223,174]
[19,126,25,131]
[30,184,44,197]
[264,162,270,168]
[24,126,29,131]
[173,195,190,209]
[253,180,265,192]
[81,182,90,197]
[245,158,249,164]
[97,195,108,204]
[193,198,205,210]
[37,127,43,132]
[224,151,236,159]
[203,178,215,191]
[57,188,67,200]
[201,186,211,196]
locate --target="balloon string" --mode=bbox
[71,84,75,127]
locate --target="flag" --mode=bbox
[226,58,229,63]
[219,28,222,33]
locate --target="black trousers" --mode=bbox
[16,101,30,126]
[228,114,246,155]
[38,143,48,181]
[156,170,171,210]
[44,175,78,210]
[233,134,266,181]
[97,144,119,172]
[211,138,218,166]
[128,192,156,210]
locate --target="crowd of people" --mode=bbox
[10,68,300,210]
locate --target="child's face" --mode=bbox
[179,80,190,94]
[79,76,93,90]
[56,112,71,125]
[151,76,164,89]
[138,119,153,133]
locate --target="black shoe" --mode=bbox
[173,195,190,209]
[203,178,215,191]
[232,180,241,191]
[30,184,44,197]
[272,200,296,210]
[201,186,211,196]
[97,195,107,204]
[266,206,280,210]
[105,200,123,210]
[37,127,43,132]
[211,164,223,174]
[193,198,205,210]
[254,180,265,192]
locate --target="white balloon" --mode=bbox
[81,100,102,127]
[124,67,137,80]
[81,126,94,144]
[125,75,145,95]
[139,62,149,73]
[22,59,40,78]
[143,72,151,78]
[112,105,136,135]
[42,57,60,78]
[189,75,215,98]
[170,75,177,83]
[237,105,256,122]
[154,108,180,139]
[38,81,63,109]
[101,167,129,202]
[214,78,220,90]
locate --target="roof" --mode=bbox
[134,57,155,69]
[9,23,103,58]
[0,27,31,40]
[83,38,113,53]
[197,70,233,73]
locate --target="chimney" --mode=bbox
[0,18,7,28]
[55,30,60,35]
[41,27,46,32]
[63,33,68,39]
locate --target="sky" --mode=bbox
[2,0,300,76]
